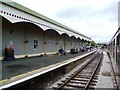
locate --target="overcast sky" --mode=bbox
[12,0,119,43]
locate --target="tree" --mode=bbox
[90,41,96,46]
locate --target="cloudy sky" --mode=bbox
[12,0,119,43]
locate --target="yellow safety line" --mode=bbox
[0,51,95,85]
[0,79,9,84]
[0,62,62,84]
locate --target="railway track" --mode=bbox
[53,50,103,90]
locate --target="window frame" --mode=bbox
[33,39,39,50]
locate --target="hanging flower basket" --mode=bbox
[4,47,15,60]
[7,48,14,55]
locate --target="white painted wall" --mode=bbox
[44,30,57,54]
[2,18,25,56]
[26,23,44,54]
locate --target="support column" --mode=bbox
[56,33,58,52]
[63,35,65,51]
[0,16,2,60]
[24,23,27,55]
[43,31,46,55]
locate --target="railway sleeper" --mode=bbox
[57,82,65,85]
[72,78,98,83]
[75,77,98,81]
[60,78,95,83]
[76,75,90,79]
[58,81,96,86]
[78,73,93,76]
[88,85,96,89]
[52,86,60,89]
[94,76,99,79]
[69,80,88,84]
[91,79,98,82]
[66,83,86,88]
[66,83,96,89]
[62,83,96,89]
[70,80,97,85]
[52,84,96,90]
[61,79,68,82]
[81,70,93,73]
[89,82,97,85]
[62,86,77,90]
[53,86,75,90]
[73,77,89,81]
[78,76,98,80]
[78,74,99,77]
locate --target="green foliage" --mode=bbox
[90,41,96,46]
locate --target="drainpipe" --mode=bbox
[24,23,27,55]
[63,35,65,52]
[56,33,58,52]
[43,31,46,55]
[0,16,2,81]
[0,16,2,60]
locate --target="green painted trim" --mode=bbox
[0,0,91,40]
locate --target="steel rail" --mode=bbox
[56,50,100,90]
[84,51,103,90]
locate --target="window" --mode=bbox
[33,40,39,50]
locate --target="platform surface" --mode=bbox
[0,51,97,89]
[0,51,91,80]
[96,51,114,89]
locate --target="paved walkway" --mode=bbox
[96,51,114,89]
[0,51,90,80]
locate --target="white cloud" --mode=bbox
[12,0,119,43]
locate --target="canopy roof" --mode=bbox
[0,0,91,40]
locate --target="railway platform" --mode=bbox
[1,49,119,90]
[0,50,95,89]
[50,50,119,89]
[96,51,114,88]
[1,51,90,80]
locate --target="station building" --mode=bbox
[0,0,91,60]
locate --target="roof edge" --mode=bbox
[0,0,91,40]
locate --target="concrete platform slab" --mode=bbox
[96,51,114,89]
[1,51,89,80]
[0,50,96,89]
